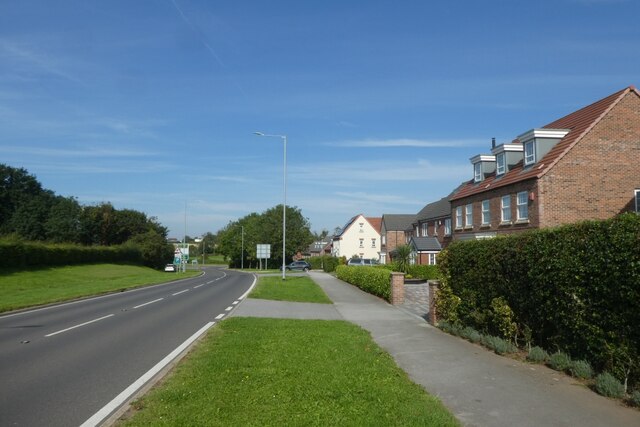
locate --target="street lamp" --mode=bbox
[254,131,287,280]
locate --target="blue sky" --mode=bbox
[1,0,638,238]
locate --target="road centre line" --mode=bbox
[193,284,204,289]
[45,314,114,337]
[172,289,189,296]
[133,298,163,309]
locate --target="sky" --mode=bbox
[1,0,639,239]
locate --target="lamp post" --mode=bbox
[254,131,287,280]
[241,225,244,270]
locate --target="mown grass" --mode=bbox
[0,264,200,313]
[249,275,332,304]
[123,318,459,426]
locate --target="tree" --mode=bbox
[394,244,413,273]
[45,196,82,242]
[0,164,50,237]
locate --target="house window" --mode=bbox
[444,218,451,235]
[371,238,376,248]
[381,235,386,245]
[421,223,428,237]
[455,206,463,229]
[429,253,437,265]
[481,200,490,225]
[636,189,640,213]
[359,238,364,248]
[517,191,529,220]
[501,195,511,222]
[496,153,505,176]
[474,162,482,182]
[465,204,473,228]
[359,223,364,233]
[524,141,535,166]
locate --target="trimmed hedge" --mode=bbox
[307,255,342,273]
[437,213,640,388]
[0,240,141,268]
[335,265,391,301]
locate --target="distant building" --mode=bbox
[332,214,382,260]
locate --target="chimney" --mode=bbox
[491,137,496,149]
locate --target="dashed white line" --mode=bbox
[172,289,189,296]
[232,301,239,305]
[225,306,233,311]
[193,284,204,289]
[215,314,225,320]
[133,298,163,309]
[45,314,114,337]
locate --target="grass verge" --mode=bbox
[122,318,459,426]
[0,264,200,313]
[249,274,332,303]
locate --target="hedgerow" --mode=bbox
[335,265,391,301]
[436,213,640,389]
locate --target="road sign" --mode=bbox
[257,244,271,258]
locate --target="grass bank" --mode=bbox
[122,317,459,426]
[0,264,200,313]
[249,274,332,303]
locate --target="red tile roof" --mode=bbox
[366,217,382,233]
[450,86,637,201]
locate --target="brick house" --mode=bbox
[450,86,640,240]
[379,214,415,264]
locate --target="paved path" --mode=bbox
[234,271,640,427]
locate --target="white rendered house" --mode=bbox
[331,214,381,260]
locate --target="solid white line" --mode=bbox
[215,314,225,320]
[45,314,114,337]
[237,275,257,300]
[225,306,233,311]
[172,289,189,296]
[80,321,216,427]
[133,298,163,309]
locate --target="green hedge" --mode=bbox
[0,240,141,269]
[307,255,342,273]
[335,265,391,301]
[437,213,640,388]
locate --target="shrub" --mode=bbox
[406,264,440,280]
[548,351,572,372]
[630,390,640,407]
[569,360,593,380]
[438,321,462,336]
[461,326,482,343]
[595,372,625,399]
[527,346,550,363]
[482,335,516,355]
[335,265,391,301]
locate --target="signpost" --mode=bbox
[256,244,271,270]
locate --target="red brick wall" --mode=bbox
[539,91,640,227]
[385,230,407,254]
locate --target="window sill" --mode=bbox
[463,226,473,230]
[515,219,530,224]
[499,221,512,226]
[480,224,491,229]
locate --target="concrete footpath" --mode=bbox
[232,271,640,427]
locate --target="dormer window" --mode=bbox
[524,140,536,166]
[470,154,496,183]
[474,163,481,182]
[496,153,505,175]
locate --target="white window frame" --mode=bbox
[465,204,473,228]
[371,238,376,248]
[474,162,482,182]
[381,234,386,245]
[359,238,364,248]
[421,223,428,237]
[455,206,463,229]
[517,191,529,221]
[428,253,437,265]
[481,200,490,225]
[444,218,452,235]
[524,141,536,166]
[496,153,505,176]
[501,195,511,223]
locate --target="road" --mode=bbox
[0,267,254,426]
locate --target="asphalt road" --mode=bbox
[0,267,254,427]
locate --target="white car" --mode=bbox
[164,263,177,272]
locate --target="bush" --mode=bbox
[406,264,440,280]
[482,335,517,355]
[569,360,593,380]
[548,351,572,372]
[335,265,391,301]
[527,346,550,363]
[461,326,482,343]
[595,372,625,399]
[438,321,460,336]
[630,390,640,407]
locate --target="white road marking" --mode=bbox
[193,284,204,289]
[133,298,163,309]
[45,314,114,337]
[215,314,225,320]
[232,301,239,305]
[172,289,189,296]
[80,321,216,427]
[225,306,233,311]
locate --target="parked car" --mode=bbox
[164,263,177,272]
[281,260,311,272]
[347,258,377,266]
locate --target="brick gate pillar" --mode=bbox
[390,272,405,305]
[427,280,440,325]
